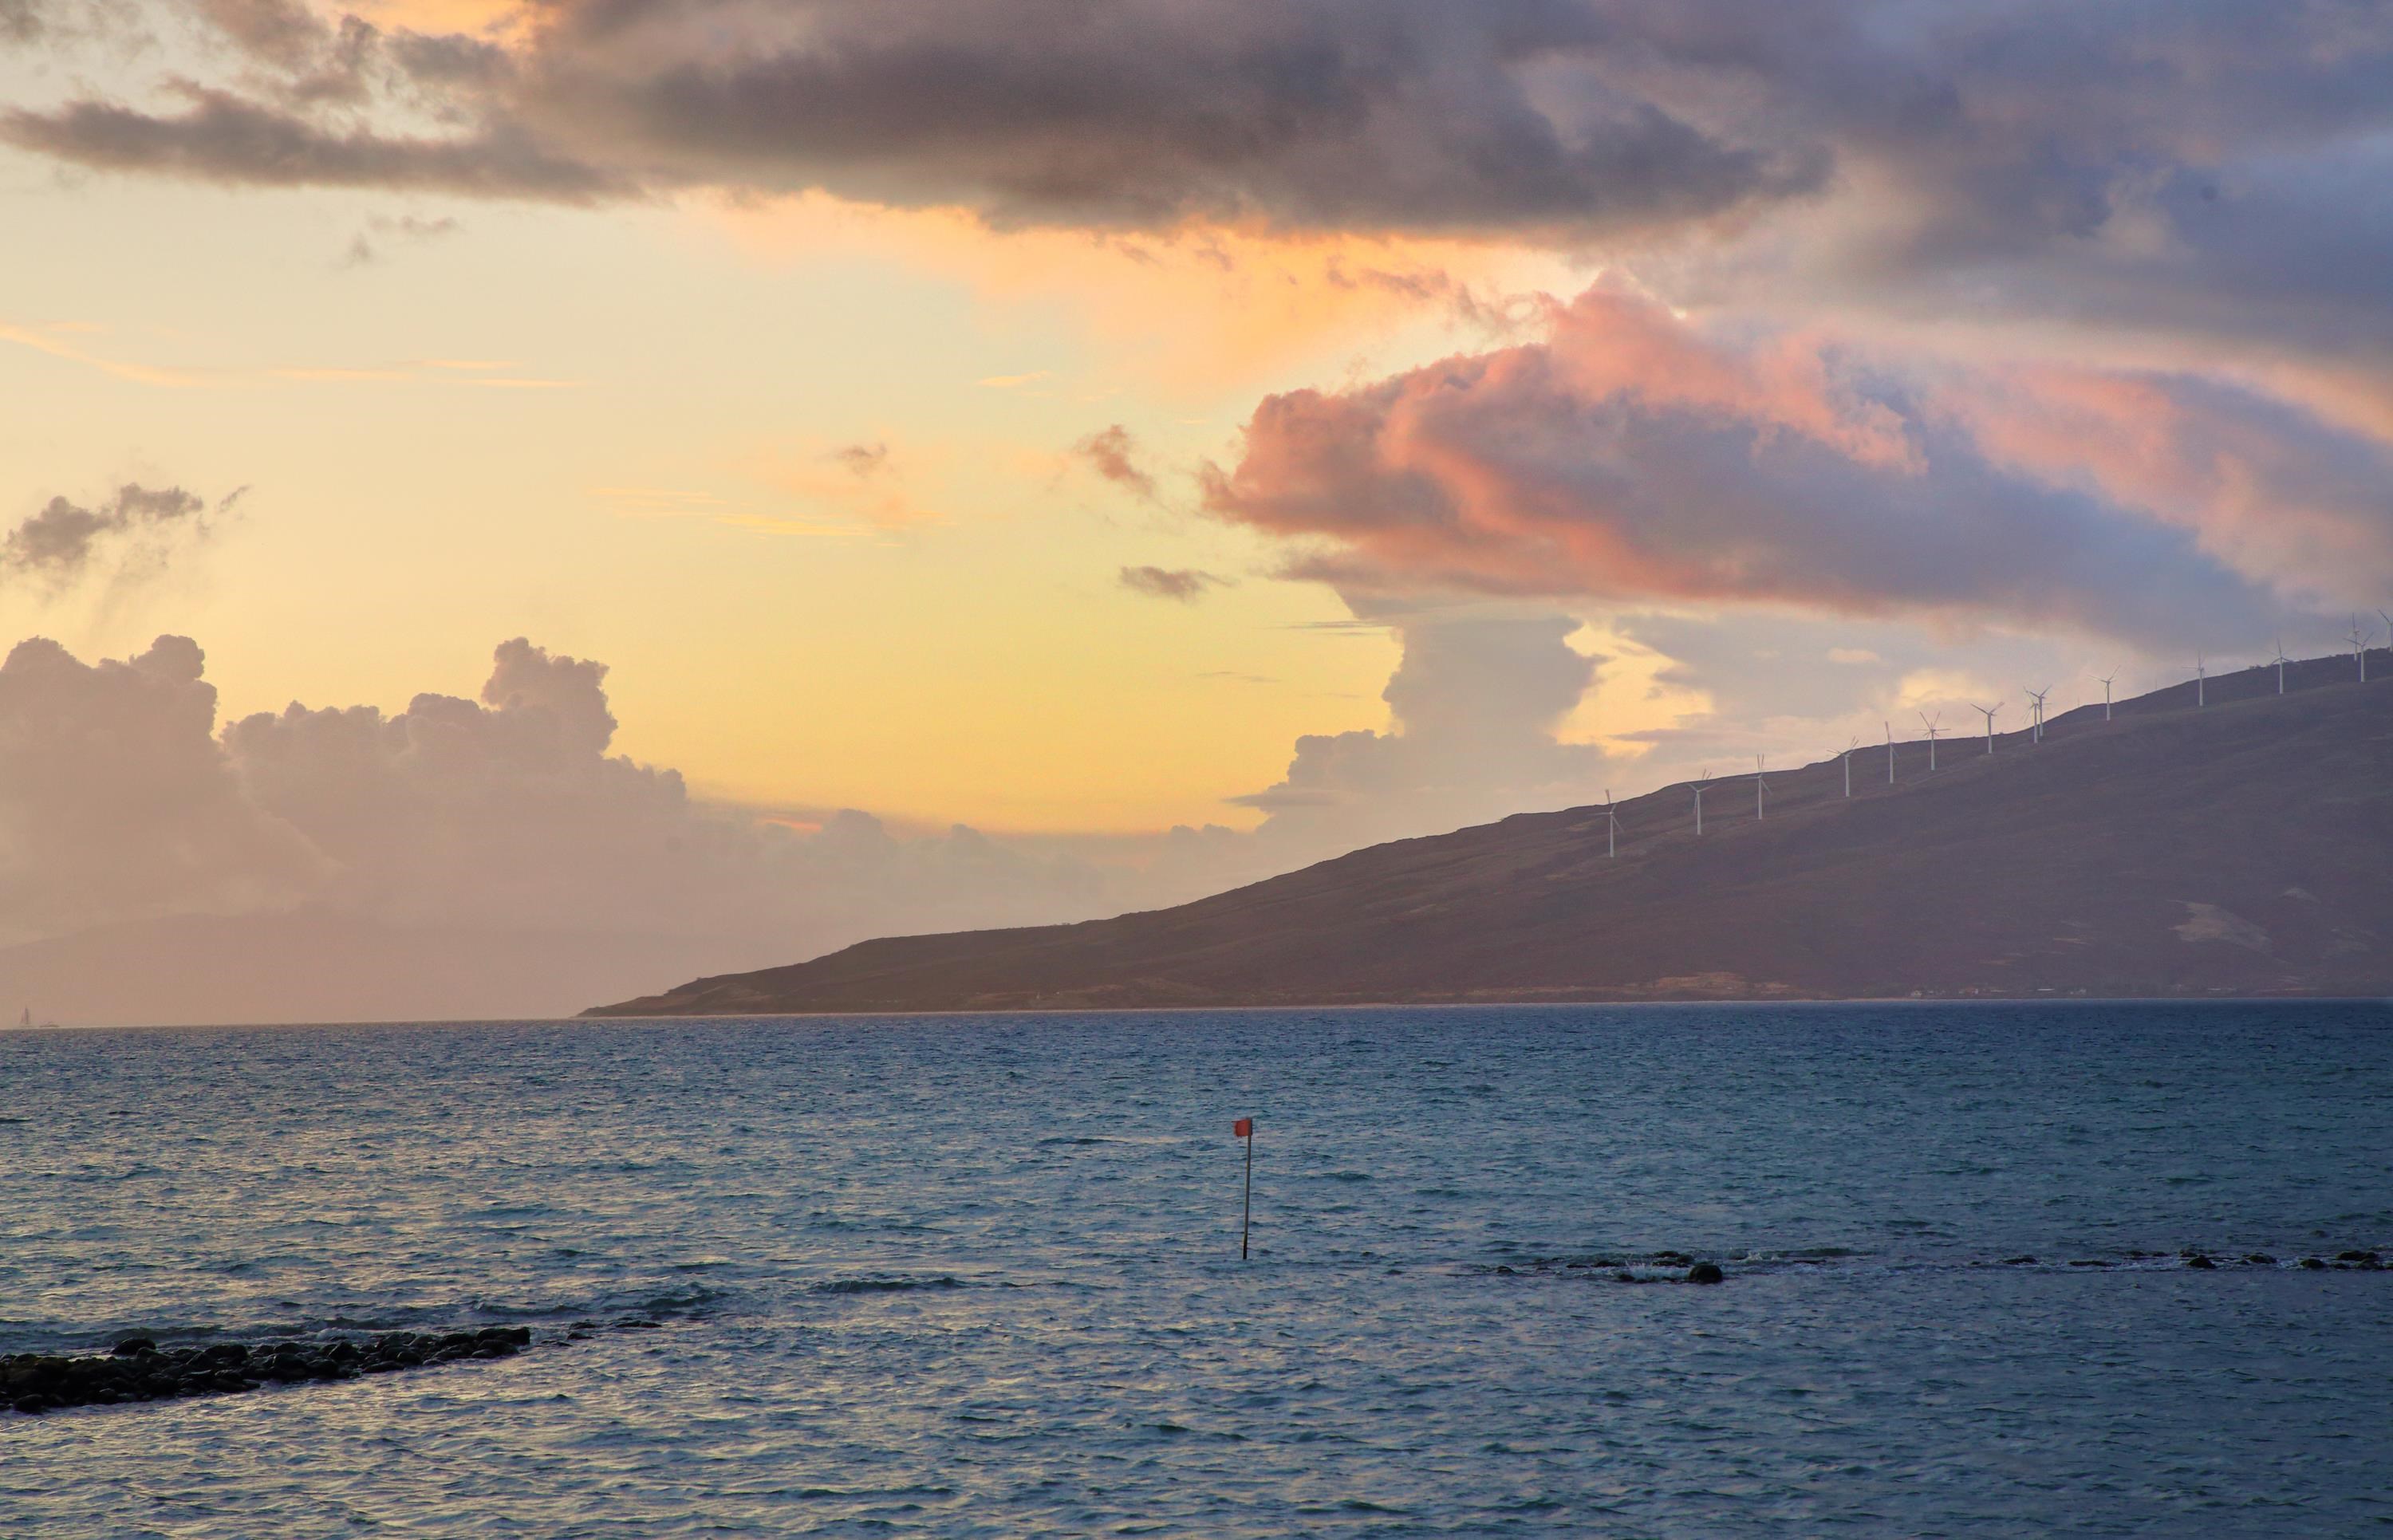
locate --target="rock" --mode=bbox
[3,1324,555,1416]
[2245,1253,2276,1265]
[2300,1257,2327,1270]
[2000,1255,2038,1266]
[2335,1251,2378,1263]
[1685,1262,1725,1285]
[2185,1254,2217,1270]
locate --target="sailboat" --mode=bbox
[16,1006,26,1029]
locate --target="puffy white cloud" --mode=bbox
[1232,609,1618,854]
[0,635,1133,1022]
[0,634,321,944]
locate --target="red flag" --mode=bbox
[1232,1117,1252,1137]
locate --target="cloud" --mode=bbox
[1072,424,1158,502]
[0,632,1161,1020]
[339,211,460,267]
[830,441,891,479]
[1118,565,1225,602]
[1231,609,1614,853]
[0,0,41,44]
[2,482,231,591]
[0,634,324,943]
[1201,286,2379,648]
[2,0,1812,234]
[17,2,2390,408]
[2,81,627,199]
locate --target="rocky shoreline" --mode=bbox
[1475,1246,2387,1284]
[3,1326,537,1416]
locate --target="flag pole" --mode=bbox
[1234,1117,1254,1259]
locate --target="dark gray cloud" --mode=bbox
[830,442,890,478]
[339,212,460,266]
[2,86,626,201]
[7,0,2386,369]
[1119,565,1225,602]
[0,0,43,44]
[6,0,2389,465]
[2,0,1815,231]
[2,482,221,589]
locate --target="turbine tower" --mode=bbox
[1842,736,1857,798]
[2024,687,2051,742]
[1603,789,1620,859]
[1972,702,2000,753]
[1753,754,1770,820]
[1918,711,1942,772]
[1692,771,1712,836]
[2272,636,2289,695]
[2195,654,2206,707]
[1885,721,1896,785]
[2097,670,2117,723]
[2351,617,2372,683]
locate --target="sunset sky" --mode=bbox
[4,0,2390,1022]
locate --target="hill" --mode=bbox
[585,656,2393,1014]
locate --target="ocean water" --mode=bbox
[2,1002,2389,1537]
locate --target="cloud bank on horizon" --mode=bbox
[0,632,1147,1021]
[3,0,2391,1021]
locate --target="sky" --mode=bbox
[2,0,2390,1022]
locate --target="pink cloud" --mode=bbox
[1202,286,2383,645]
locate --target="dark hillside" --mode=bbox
[588,656,2393,1014]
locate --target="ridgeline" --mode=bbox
[587,656,2393,1015]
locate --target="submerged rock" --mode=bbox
[1685,1262,1725,1285]
[2,1325,538,1416]
[2185,1254,2217,1270]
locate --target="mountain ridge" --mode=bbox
[586,654,2393,1016]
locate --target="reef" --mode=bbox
[2,1326,534,1416]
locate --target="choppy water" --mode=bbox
[3,1002,2390,1536]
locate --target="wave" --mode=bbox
[811,1275,968,1296]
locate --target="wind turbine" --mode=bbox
[1692,771,1712,836]
[2096,669,2117,722]
[2350,616,2372,683]
[1972,701,2000,753]
[1918,711,1942,772]
[1841,736,1857,798]
[1754,754,1770,820]
[1885,721,1896,785]
[2024,686,2051,742]
[1602,789,1620,859]
[2194,654,2206,707]
[2379,612,2392,679]
[2272,636,2289,695]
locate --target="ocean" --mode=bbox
[2,1002,2388,1536]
